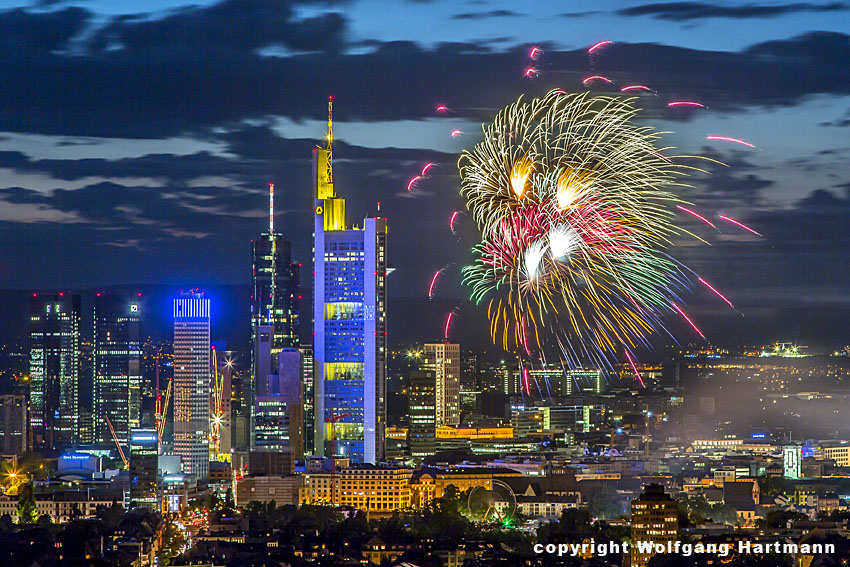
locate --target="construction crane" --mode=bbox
[209,347,225,459]
[325,410,351,505]
[105,415,129,468]
[155,378,172,443]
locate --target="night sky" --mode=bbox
[0,0,849,348]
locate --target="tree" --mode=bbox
[157,517,186,567]
[224,487,235,510]
[16,483,37,524]
[95,501,125,532]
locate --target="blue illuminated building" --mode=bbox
[313,97,387,464]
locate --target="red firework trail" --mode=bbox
[421,162,434,176]
[428,270,441,298]
[450,129,463,138]
[583,75,612,85]
[450,211,460,232]
[698,277,734,308]
[522,368,531,395]
[706,135,756,148]
[444,312,454,339]
[624,350,645,388]
[621,85,651,92]
[718,215,762,236]
[671,302,705,339]
[588,40,612,53]
[676,205,717,229]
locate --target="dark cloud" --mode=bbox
[451,10,523,20]
[619,2,850,21]
[0,3,846,138]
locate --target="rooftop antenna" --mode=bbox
[326,96,333,184]
[268,182,274,234]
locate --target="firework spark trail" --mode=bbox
[459,90,694,365]
[668,101,705,108]
[529,46,542,59]
[698,277,734,308]
[444,311,454,340]
[450,211,461,233]
[718,215,762,236]
[671,302,705,339]
[621,85,651,92]
[525,67,539,78]
[706,135,756,148]
[451,129,463,138]
[623,349,645,388]
[406,176,421,191]
[428,270,442,298]
[421,162,434,176]
[588,40,612,53]
[582,75,612,85]
[676,205,717,229]
[436,105,449,113]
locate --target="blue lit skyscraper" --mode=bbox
[313,97,387,464]
[173,291,210,479]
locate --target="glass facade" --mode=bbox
[29,293,81,450]
[173,292,211,479]
[312,138,387,464]
[93,294,142,446]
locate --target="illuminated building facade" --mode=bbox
[299,464,413,515]
[630,483,678,567]
[313,97,387,464]
[254,347,303,458]
[563,367,605,395]
[29,293,81,450]
[93,294,142,446]
[408,369,436,458]
[423,343,460,427]
[173,291,210,479]
[213,349,234,458]
[129,428,159,507]
[300,345,314,455]
[783,445,802,479]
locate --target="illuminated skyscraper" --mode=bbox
[408,369,436,458]
[93,294,142,446]
[313,97,387,464]
[129,428,159,508]
[0,394,27,454]
[630,483,678,567]
[299,345,314,456]
[423,343,460,427]
[563,367,605,395]
[251,184,300,440]
[29,293,81,450]
[173,291,210,479]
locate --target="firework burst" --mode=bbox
[458,90,701,366]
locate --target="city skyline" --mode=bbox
[0,0,846,347]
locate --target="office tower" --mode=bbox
[563,367,605,395]
[29,293,81,450]
[299,346,314,456]
[129,428,159,507]
[173,291,211,479]
[783,445,802,479]
[423,343,460,427]
[93,294,142,446]
[78,340,94,445]
[251,183,300,444]
[630,483,678,567]
[0,394,27,454]
[313,97,387,464]
[254,348,303,457]
[408,369,437,458]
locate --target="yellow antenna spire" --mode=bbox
[326,95,333,185]
[326,95,333,151]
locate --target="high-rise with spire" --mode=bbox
[313,96,388,464]
[249,181,301,449]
